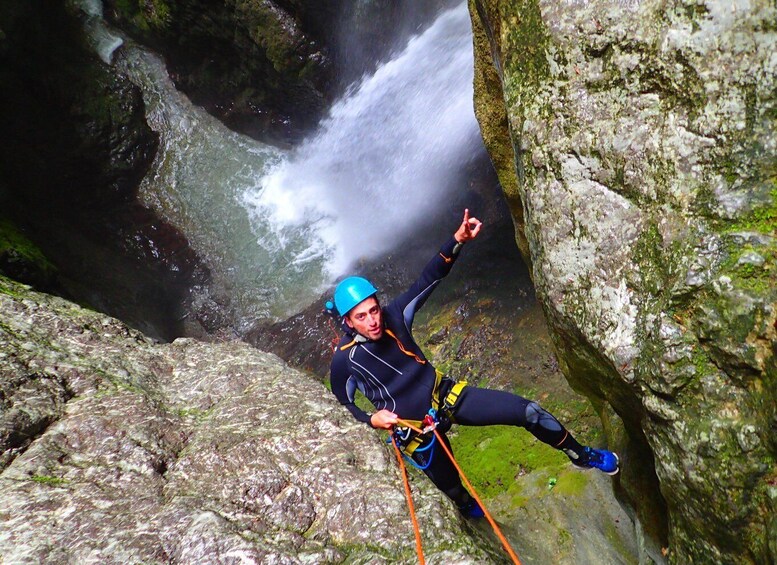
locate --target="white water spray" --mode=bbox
[76,1,481,326]
[78,0,124,63]
[244,3,481,276]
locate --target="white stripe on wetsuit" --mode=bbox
[401,280,440,332]
[349,346,397,412]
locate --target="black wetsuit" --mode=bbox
[330,237,461,425]
[329,237,583,507]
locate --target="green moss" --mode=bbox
[557,527,573,547]
[235,0,303,75]
[691,346,716,379]
[728,239,775,306]
[510,492,530,507]
[631,221,667,296]
[603,518,639,564]
[112,0,171,32]
[173,406,215,420]
[30,475,68,486]
[328,540,415,563]
[90,367,152,399]
[0,218,56,277]
[0,274,26,299]
[727,187,777,235]
[500,0,552,117]
[734,266,774,294]
[449,424,569,499]
[716,230,775,300]
[552,468,589,496]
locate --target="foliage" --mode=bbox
[112,0,171,31]
[0,217,57,284]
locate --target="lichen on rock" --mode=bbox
[0,275,500,563]
[469,0,776,562]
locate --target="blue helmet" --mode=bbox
[330,276,378,316]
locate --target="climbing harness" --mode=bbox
[395,369,467,458]
[391,414,523,565]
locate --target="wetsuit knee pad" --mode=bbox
[525,401,562,432]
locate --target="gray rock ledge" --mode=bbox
[0,275,499,564]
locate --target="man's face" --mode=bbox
[345,297,383,340]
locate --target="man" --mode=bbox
[328,209,619,517]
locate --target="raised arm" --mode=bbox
[389,209,483,331]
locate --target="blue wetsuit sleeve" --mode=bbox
[389,237,462,332]
[330,350,373,426]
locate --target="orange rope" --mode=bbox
[390,434,425,565]
[385,329,427,364]
[326,315,341,352]
[396,418,522,565]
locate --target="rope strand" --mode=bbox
[396,418,522,565]
[326,315,341,352]
[391,434,425,565]
[431,428,522,565]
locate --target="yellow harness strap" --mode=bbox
[430,369,444,411]
[402,433,427,456]
[399,371,468,456]
[441,380,468,414]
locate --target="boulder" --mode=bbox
[470,0,776,562]
[104,0,334,142]
[0,275,501,563]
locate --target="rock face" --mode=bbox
[103,0,454,142]
[0,0,211,341]
[0,275,500,563]
[469,0,776,563]
[104,0,331,142]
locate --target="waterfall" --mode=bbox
[245,2,481,276]
[77,1,480,330]
[112,47,286,327]
[79,0,124,63]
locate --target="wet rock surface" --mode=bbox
[103,0,456,144]
[470,0,776,562]
[0,0,210,342]
[0,275,501,563]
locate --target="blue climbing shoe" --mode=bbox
[571,447,620,475]
[458,499,485,519]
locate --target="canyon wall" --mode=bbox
[470,0,776,562]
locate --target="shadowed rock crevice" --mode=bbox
[0,372,75,471]
[0,0,217,342]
